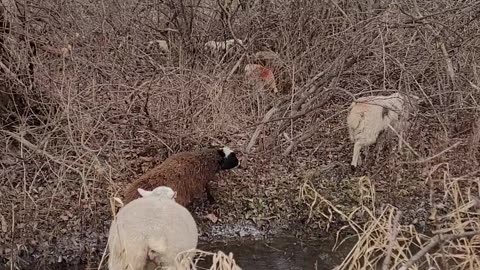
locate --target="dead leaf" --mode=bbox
[205,213,218,223]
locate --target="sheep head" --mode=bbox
[217,146,239,170]
[138,186,177,200]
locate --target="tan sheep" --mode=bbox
[244,63,279,94]
[123,146,239,206]
[108,186,198,270]
[347,92,420,170]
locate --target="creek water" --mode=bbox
[31,235,355,270]
[196,236,356,270]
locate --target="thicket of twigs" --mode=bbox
[0,0,479,268]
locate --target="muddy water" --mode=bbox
[38,236,355,270]
[197,236,356,270]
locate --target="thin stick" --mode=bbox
[243,100,337,129]
[216,0,247,51]
[246,106,278,153]
[225,53,246,82]
[387,123,421,158]
[10,203,15,270]
[382,210,402,270]
[401,141,461,164]
[0,59,27,88]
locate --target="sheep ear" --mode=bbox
[138,188,152,197]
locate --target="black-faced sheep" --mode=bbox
[347,92,420,170]
[123,146,239,206]
[108,186,198,270]
[244,63,279,94]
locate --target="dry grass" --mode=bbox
[175,249,241,270]
[301,169,480,269]
[0,0,479,268]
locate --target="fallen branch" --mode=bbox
[398,230,480,270]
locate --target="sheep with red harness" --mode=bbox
[244,63,279,94]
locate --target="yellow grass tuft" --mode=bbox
[301,172,480,270]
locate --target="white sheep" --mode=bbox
[108,186,198,270]
[147,39,170,54]
[347,92,420,169]
[137,186,177,200]
[244,63,279,93]
[204,38,243,55]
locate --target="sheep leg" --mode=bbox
[206,183,216,204]
[351,141,362,171]
[123,250,148,270]
[398,131,403,152]
[375,135,385,162]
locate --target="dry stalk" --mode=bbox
[246,106,277,153]
[175,249,242,270]
[381,210,402,270]
[398,231,480,270]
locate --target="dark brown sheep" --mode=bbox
[123,146,239,206]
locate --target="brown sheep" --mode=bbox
[123,146,239,206]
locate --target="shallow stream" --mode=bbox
[36,235,356,270]
[197,236,355,270]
